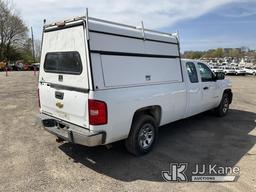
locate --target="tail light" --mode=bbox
[37,88,41,108]
[88,99,107,125]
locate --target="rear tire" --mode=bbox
[215,93,230,117]
[125,115,158,156]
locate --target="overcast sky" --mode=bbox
[12,0,256,51]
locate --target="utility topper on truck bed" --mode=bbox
[39,14,232,156]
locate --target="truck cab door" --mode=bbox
[197,62,220,110]
[185,61,204,117]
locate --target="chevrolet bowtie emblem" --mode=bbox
[56,102,64,109]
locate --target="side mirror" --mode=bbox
[215,72,225,80]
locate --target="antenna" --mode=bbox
[40,19,46,67]
[85,8,90,40]
[141,21,146,41]
[31,27,36,63]
[176,29,180,40]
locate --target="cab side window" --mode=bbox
[198,62,214,82]
[186,62,199,83]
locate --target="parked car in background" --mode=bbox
[31,63,40,71]
[11,63,23,71]
[243,67,256,75]
[220,66,236,75]
[15,63,24,71]
[232,67,246,76]
[23,63,30,71]
[4,63,24,71]
[6,63,15,71]
[210,66,223,73]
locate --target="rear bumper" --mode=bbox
[39,114,106,146]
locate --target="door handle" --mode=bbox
[203,86,209,90]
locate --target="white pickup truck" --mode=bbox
[243,67,256,75]
[38,16,233,156]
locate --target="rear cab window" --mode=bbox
[186,62,199,83]
[44,52,82,75]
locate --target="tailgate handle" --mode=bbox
[55,91,64,100]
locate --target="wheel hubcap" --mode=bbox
[223,97,229,113]
[138,123,154,149]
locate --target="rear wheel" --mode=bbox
[125,115,158,156]
[215,93,230,117]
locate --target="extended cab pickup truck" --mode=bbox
[38,16,233,156]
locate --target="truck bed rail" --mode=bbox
[44,11,175,38]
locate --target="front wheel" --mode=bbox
[215,93,230,117]
[125,115,158,156]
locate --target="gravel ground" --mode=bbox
[0,71,255,192]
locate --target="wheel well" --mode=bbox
[132,106,162,126]
[224,89,233,104]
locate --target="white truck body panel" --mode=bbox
[39,17,232,146]
[89,32,179,55]
[90,83,187,143]
[101,56,182,87]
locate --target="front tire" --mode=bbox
[125,115,158,156]
[215,93,230,117]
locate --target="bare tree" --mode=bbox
[0,0,9,59]
[0,0,28,61]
